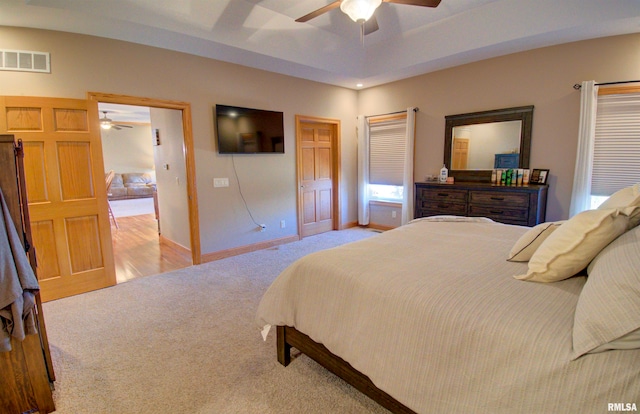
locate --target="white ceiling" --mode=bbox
[99,103,151,124]
[2,0,640,90]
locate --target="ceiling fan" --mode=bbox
[296,0,442,36]
[99,111,133,130]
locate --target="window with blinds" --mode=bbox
[592,90,640,198]
[368,115,407,201]
[369,116,407,185]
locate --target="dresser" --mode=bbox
[415,181,548,226]
[0,135,55,413]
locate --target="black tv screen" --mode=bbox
[215,104,284,154]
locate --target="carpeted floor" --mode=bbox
[109,197,155,218]
[43,227,390,414]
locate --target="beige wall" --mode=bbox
[358,33,640,221]
[101,124,154,174]
[2,26,640,254]
[0,26,358,256]
[151,107,191,250]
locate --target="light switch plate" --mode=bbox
[213,178,229,187]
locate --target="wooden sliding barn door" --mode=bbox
[0,96,116,301]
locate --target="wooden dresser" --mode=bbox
[0,135,56,414]
[415,181,548,226]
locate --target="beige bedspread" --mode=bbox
[256,218,640,413]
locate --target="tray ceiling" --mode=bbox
[1,0,640,89]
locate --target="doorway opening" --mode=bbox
[89,92,201,283]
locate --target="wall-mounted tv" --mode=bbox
[215,104,284,154]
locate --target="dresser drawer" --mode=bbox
[415,182,547,226]
[419,188,467,202]
[417,201,467,217]
[468,204,528,224]
[469,190,529,208]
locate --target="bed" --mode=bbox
[256,201,640,413]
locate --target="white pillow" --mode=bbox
[514,208,633,283]
[597,183,640,210]
[507,221,564,262]
[572,224,640,358]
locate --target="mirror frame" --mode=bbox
[444,105,534,183]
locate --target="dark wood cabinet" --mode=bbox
[415,181,548,226]
[0,135,55,414]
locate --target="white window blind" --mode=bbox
[369,117,407,186]
[592,92,640,196]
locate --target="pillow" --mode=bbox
[514,208,632,283]
[507,221,564,262]
[572,225,640,358]
[597,183,640,210]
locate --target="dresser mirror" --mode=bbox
[444,106,534,182]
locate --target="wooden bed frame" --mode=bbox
[276,325,416,414]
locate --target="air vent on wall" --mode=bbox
[0,49,50,73]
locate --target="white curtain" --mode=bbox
[357,115,370,225]
[569,80,599,217]
[401,107,416,225]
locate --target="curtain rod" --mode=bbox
[365,107,419,119]
[573,80,640,90]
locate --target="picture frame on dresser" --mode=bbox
[530,169,549,185]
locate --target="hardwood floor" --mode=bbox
[110,213,191,283]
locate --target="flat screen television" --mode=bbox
[215,104,284,154]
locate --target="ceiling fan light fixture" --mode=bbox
[340,0,382,22]
[100,120,112,130]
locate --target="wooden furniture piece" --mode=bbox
[415,181,548,226]
[0,135,56,414]
[261,219,640,413]
[277,326,415,413]
[444,106,534,183]
[105,170,119,229]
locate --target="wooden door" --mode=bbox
[452,138,469,170]
[0,96,116,302]
[297,119,338,237]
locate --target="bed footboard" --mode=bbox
[276,326,416,414]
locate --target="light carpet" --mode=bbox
[43,228,390,414]
[109,197,155,218]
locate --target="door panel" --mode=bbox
[452,138,469,170]
[298,120,336,237]
[0,96,116,301]
[22,142,48,202]
[318,189,332,221]
[30,221,60,279]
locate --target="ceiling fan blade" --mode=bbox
[296,1,342,22]
[116,124,133,129]
[364,16,379,35]
[384,0,441,7]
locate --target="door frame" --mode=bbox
[295,115,341,238]
[88,92,201,265]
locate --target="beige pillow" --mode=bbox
[507,221,564,262]
[597,183,640,209]
[514,208,632,283]
[572,225,640,358]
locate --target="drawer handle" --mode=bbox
[490,210,504,214]
[437,204,449,209]
[437,193,449,197]
[490,196,505,201]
